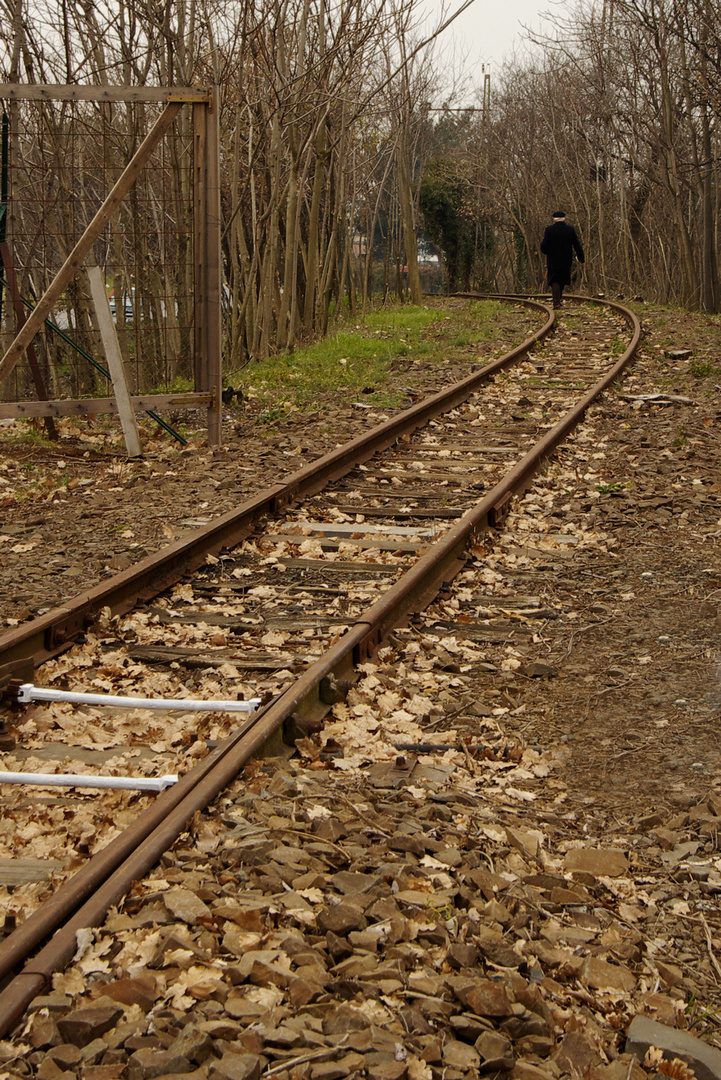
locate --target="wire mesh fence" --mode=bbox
[0,97,196,404]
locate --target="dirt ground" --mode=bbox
[484,304,721,819]
[446,358,721,819]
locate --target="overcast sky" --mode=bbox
[417,0,555,98]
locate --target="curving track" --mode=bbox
[0,295,641,1036]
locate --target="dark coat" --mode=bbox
[540,221,585,287]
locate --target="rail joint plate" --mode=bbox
[489,493,513,527]
[45,612,90,651]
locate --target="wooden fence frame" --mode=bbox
[0,84,222,446]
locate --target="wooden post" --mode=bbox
[193,90,222,447]
[206,86,222,447]
[0,101,182,385]
[192,101,207,396]
[0,86,210,103]
[86,266,142,458]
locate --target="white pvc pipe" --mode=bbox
[17,684,261,713]
[0,772,178,792]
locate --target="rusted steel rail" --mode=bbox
[0,295,641,1038]
[0,296,552,682]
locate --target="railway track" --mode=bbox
[0,295,641,1043]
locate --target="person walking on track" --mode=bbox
[540,211,585,309]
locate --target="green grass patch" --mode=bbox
[689,359,721,378]
[4,425,56,448]
[245,328,408,403]
[362,307,437,334]
[236,300,515,417]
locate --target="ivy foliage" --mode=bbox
[419,157,477,293]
